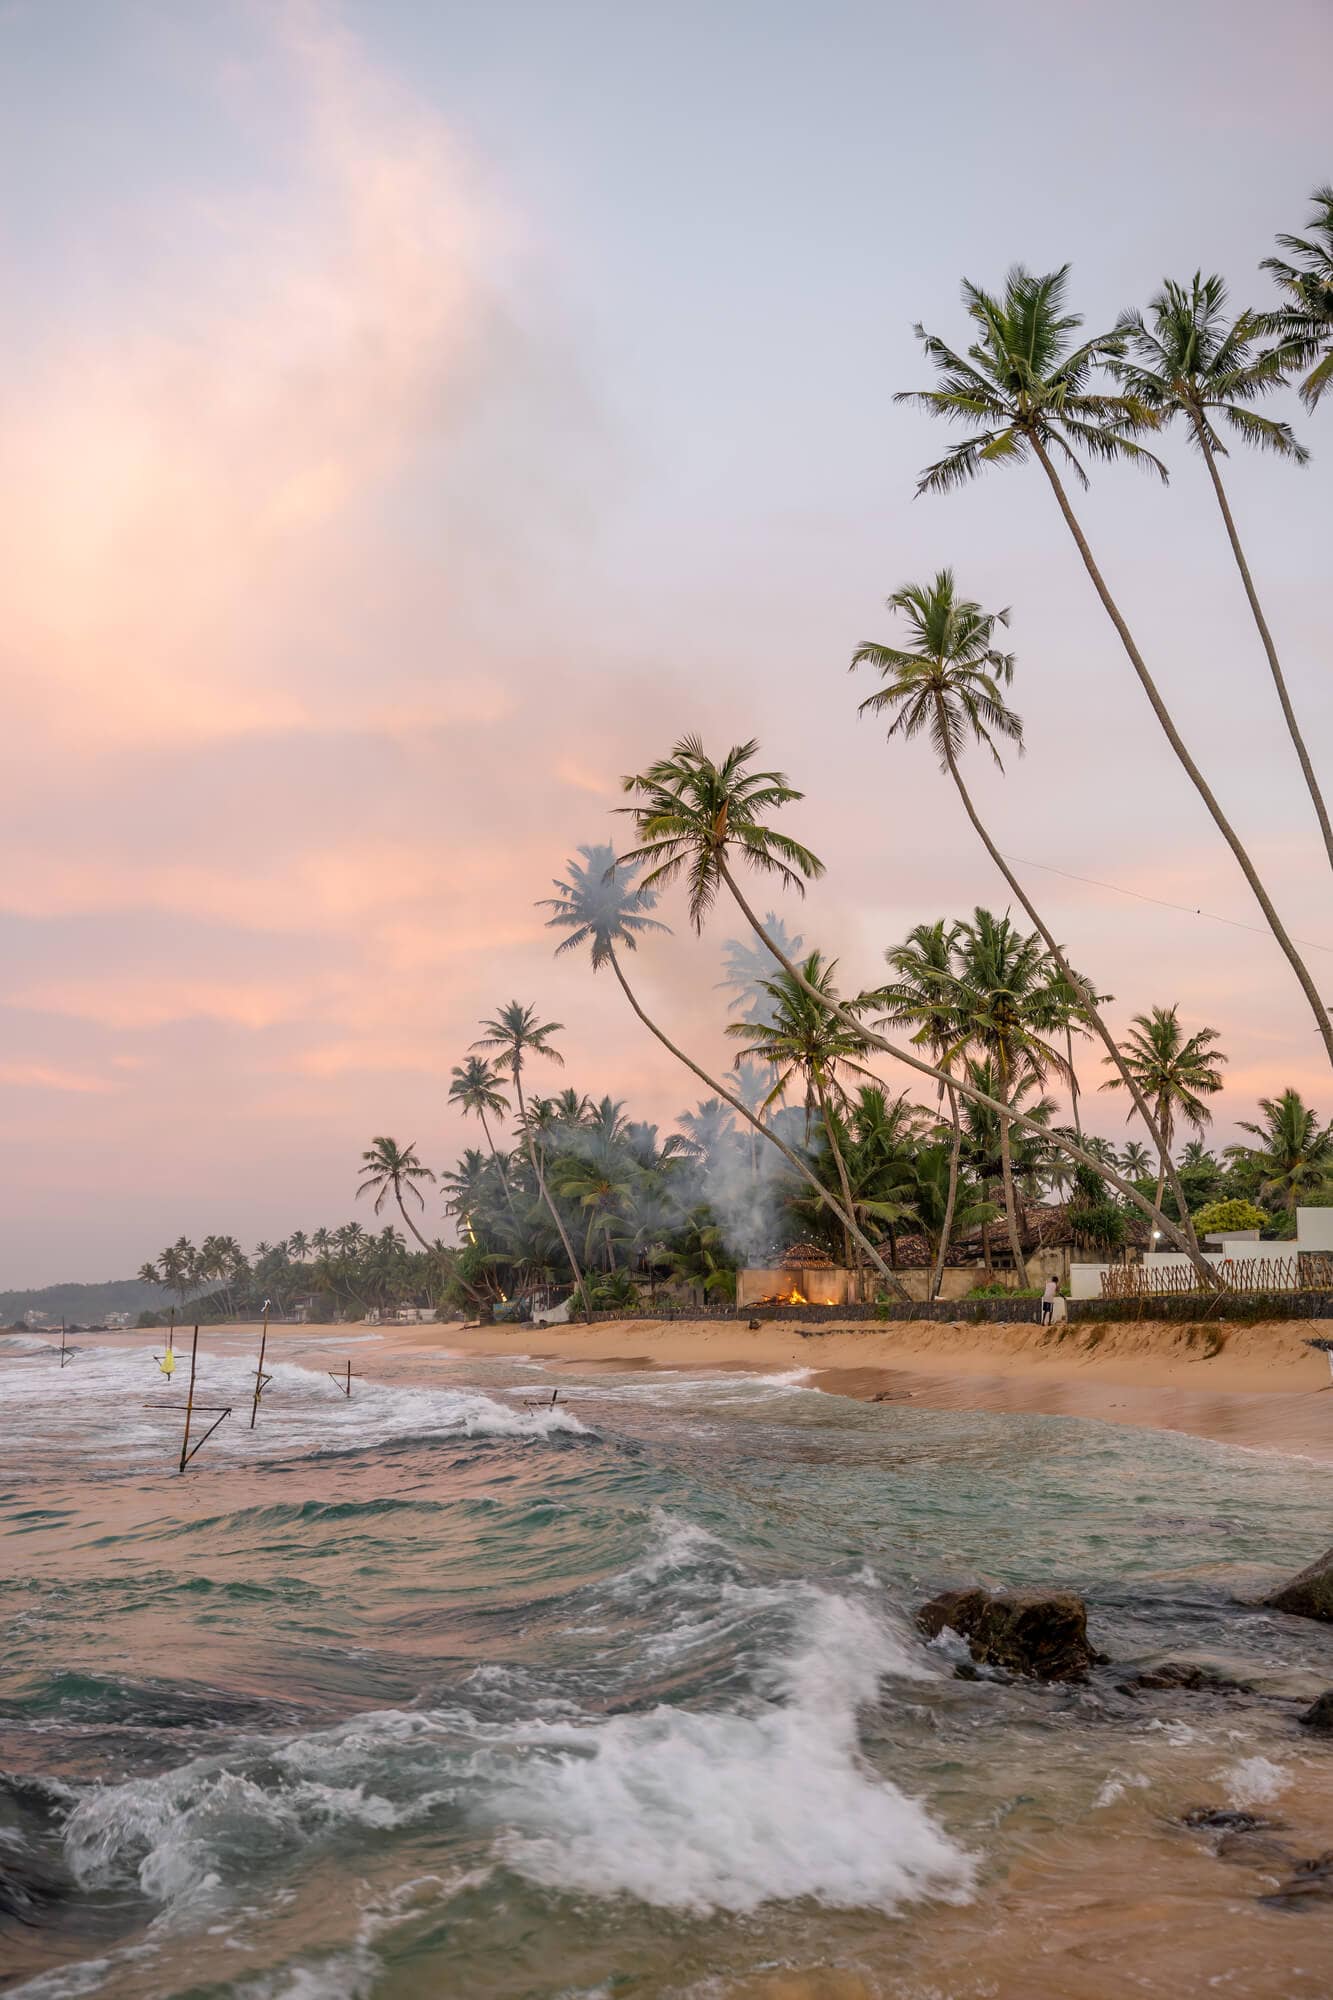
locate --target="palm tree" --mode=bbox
[849,567,1201,1256]
[618,733,1215,1272]
[448,1056,512,1163]
[356,1137,436,1252]
[900,266,1333,1070]
[960,1059,1059,1272]
[288,1230,310,1263]
[1263,185,1333,409]
[1114,275,1328,873]
[539,843,910,1296]
[472,1001,588,1308]
[676,1098,738,1168]
[1225,1088,1333,1218]
[878,920,964,1299]
[1100,1007,1227,1216]
[727,952,880,1268]
[719,917,805,1026]
[942,911,1072,1283]
[1120,1140,1155,1181]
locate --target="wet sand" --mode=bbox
[424,1314,1333,1461]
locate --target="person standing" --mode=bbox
[1041,1276,1059,1326]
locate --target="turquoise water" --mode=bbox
[2,1330,1331,1998]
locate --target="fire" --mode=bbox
[779,1288,807,1305]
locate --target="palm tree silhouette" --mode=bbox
[472,1001,587,1310]
[879,920,964,1299]
[1101,1007,1227,1216]
[1226,1089,1333,1218]
[900,265,1333,1070]
[540,842,908,1293]
[447,1055,512,1162]
[1114,275,1328,874]
[356,1136,436,1252]
[851,567,1202,1261]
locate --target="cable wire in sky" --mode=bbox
[1000,854,1333,959]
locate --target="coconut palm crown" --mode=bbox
[1262,184,1333,409]
[618,734,823,932]
[539,843,669,968]
[1113,273,1307,460]
[897,264,1166,495]
[851,569,1023,770]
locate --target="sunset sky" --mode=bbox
[3,0,1331,1286]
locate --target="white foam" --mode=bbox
[492,1590,970,1914]
[1,1342,586,1467]
[1217,1754,1291,1808]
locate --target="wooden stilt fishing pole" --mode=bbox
[59,1319,69,1369]
[171,1325,232,1471]
[327,1359,354,1397]
[250,1305,273,1428]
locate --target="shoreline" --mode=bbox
[418,1313,1333,1461]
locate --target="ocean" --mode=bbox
[3,1327,1331,1998]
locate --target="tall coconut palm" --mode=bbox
[1225,1088,1333,1218]
[727,951,880,1268]
[448,1056,512,1162]
[356,1137,436,1252]
[472,1003,587,1309]
[618,733,1217,1278]
[942,911,1072,1284]
[1100,1007,1227,1216]
[1120,1140,1155,1182]
[850,567,1201,1253]
[900,266,1333,1070]
[1263,185,1333,410]
[1113,276,1328,873]
[538,843,909,1296]
[878,919,964,1298]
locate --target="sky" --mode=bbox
[2,0,1331,1285]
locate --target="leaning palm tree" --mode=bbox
[878,919,964,1298]
[1113,275,1328,872]
[899,267,1333,1069]
[618,733,1217,1282]
[1225,1088,1333,1218]
[356,1136,436,1252]
[1100,1007,1227,1217]
[538,843,909,1296]
[850,567,1202,1249]
[472,1002,587,1309]
[1262,184,1333,410]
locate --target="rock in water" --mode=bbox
[1299,1691,1333,1732]
[1264,1546,1333,1623]
[917,1586,1100,1682]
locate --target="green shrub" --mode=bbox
[1191,1198,1270,1236]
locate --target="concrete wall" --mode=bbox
[1297,1207,1333,1252]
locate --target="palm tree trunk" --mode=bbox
[996,1059,1028,1285]
[717,857,1222,1288]
[605,945,911,1299]
[936,711,1208,1271]
[1029,433,1333,1072]
[1192,413,1333,877]
[511,1065,590,1319]
[813,1074,859,1273]
[1066,1024,1082,1141]
[929,1080,962,1302]
[394,1191,433,1254]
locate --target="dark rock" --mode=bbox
[1117,1661,1252,1696]
[1182,1807,1286,1833]
[1298,1690,1333,1732]
[916,1585,1101,1682]
[1264,1545,1333,1623]
[1258,1852,1333,1911]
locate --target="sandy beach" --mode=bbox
[419,1312,1333,1461]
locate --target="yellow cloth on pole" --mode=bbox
[159,1346,176,1378]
